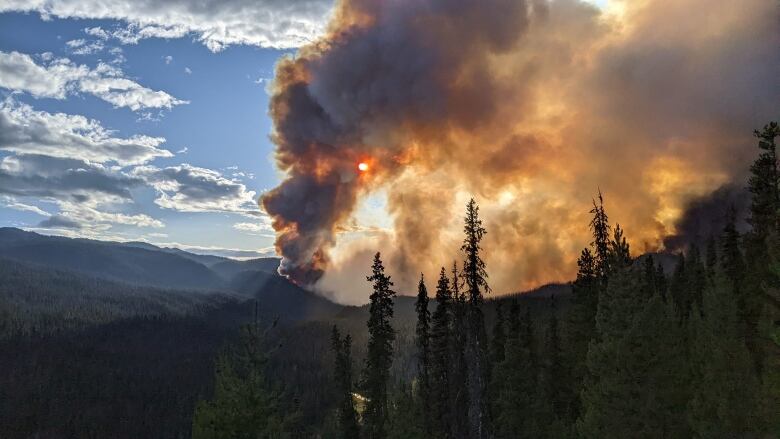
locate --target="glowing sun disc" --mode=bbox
[358,162,369,172]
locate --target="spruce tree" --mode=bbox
[414,273,432,434]
[460,198,491,438]
[609,224,631,269]
[590,191,612,280]
[721,207,746,291]
[449,261,470,439]
[192,325,290,438]
[743,121,780,375]
[493,301,540,438]
[686,244,707,315]
[705,234,718,275]
[687,275,766,437]
[655,262,668,300]
[578,269,689,438]
[539,296,571,433]
[362,253,396,439]
[564,247,598,419]
[331,326,360,439]
[507,298,520,337]
[747,121,780,238]
[490,302,506,365]
[430,267,453,438]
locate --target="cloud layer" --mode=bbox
[134,164,259,215]
[0,51,187,111]
[262,0,780,303]
[0,100,172,165]
[0,99,260,236]
[1,0,333,51]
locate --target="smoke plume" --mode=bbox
[261,0,780,304]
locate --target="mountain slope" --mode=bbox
[0,228,226,291]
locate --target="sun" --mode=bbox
[358,162,369,172]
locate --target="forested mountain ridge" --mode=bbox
[0,228,227,290]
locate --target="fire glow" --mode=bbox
[260,0,779,303]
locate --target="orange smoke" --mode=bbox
[261,0,779,304]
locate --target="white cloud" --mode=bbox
[233,218,273,236]
[0,195,51,216]
[0,0,333,51]
[0,99,172,165]
[176,146,189,154]
[0,153,164,231]
[133,164,260,215]
[164,55,173,64]
[66,38,105,55]
[0,154,142,205]
[58,202,164,228]
[184,67,192,74]
[0,50,188,111]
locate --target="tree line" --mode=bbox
[193,122,779,438]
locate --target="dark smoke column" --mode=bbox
[261,0,533,285]
[261,53,370,285]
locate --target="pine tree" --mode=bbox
[449,261,470,439]
[414,273,432,435]
[539,296,572,433]
[564,247,598,419]
[387,382,424,439]
[430,268,453,438]
[493,301,540,438]
[507,298,520,337]
[687,275,766,437]
[192,325,291,439]
[686,244,707,315]
[670,252,688,315]
[362,253,396,439]
[641,255,657,298]
[578,269,689,438]
[743,121,780,375]
[705,234,718,275]
[331,326,360,439]
[460,198,491,438]
[590,191,612,280]
[721,207,746,291]
[609,224,631,269]
[655,262,668,300]
[490,302,506,365]
[747,121,780,238]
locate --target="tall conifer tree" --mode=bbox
[415,274,432,434]
[430,268,453,438]
[460,199,491,438]
[363,253,396,439]
[331,326,360,439]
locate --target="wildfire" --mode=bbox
[358,162,369,172]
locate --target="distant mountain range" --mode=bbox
[0,227,340,325]
[3,227,681,331]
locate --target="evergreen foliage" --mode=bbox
[414,274,432,435]
[362,252,397,439]
[331,326,360,439]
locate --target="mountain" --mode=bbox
[0,257,236,337]
[230,269,342,322]
[0,228,339,323]
[210,257,281,280]
[0,228,226,291]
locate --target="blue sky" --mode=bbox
[0,6,317,257]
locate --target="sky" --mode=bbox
[0,0,337,258]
